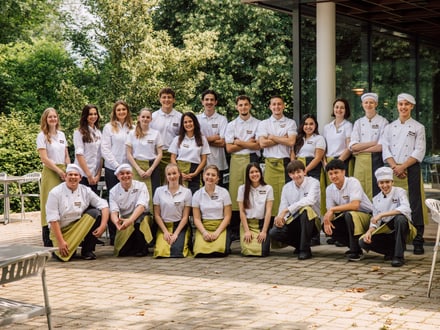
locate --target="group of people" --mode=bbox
[36,88,426,267]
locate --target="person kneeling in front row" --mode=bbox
[269,160,321,260]
[47,164,109,261]
[110,164,153,257]
[359,167,417,267]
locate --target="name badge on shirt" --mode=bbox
[336,129,342,134]
[174,201,181,206]
[211,194,219,200]
[372,124,379,129]
[183,144,189,148]
[212,124,218,128]
[307,141,313,144]
[343,195,349,201]
[303,192,309,197]
[408,131,416,137]
[392,198,398,204]
[74,201,81,207]
[280,124,286,128]
[173,123,178,127]
[147,140,154,144]
[60,140,65,144]
[246,130,253,135]
[132,189,138,194]
[258,189,266,195]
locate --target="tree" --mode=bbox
[66,0,217,113]
[153,0,294,119]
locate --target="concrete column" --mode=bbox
[316,2,336,131]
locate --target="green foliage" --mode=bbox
[0,112,41,213]
[153,0,293,120]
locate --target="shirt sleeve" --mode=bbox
[73,130,85,156]
[101,124,119,169]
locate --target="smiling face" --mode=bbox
[333,101,346,119]
[248,166,261,186]
[397,99,414,121]
[65,171,81,190]
[288,169,305,187]
[165,165,180,185]
[46,110,58,128]
[302,117,317,137]
[160,93,175,113]
[183,115,194,134]
[361,98,377,117]
[115,104,128,122]
[378,179,393,195]
[203,167,219,185]
[117,169,133,189]
[202,93,217,115]
[236,99,252,118]
[327,168,346,189]
[87,107,98,127]
[138,109,152,127]
[269,97,285,119]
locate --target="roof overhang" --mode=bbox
[242,0,440,43]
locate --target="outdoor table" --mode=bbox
[0,175,24,224]
[0,245,54,329]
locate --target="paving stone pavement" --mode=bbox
[2,212,440,329]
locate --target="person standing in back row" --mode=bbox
[349,92,388,199]
[197,90,228,187]
[380,93,427,255]
[257,95,297,217]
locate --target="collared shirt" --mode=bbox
[168,135,210,164]
[326,177,373,213]
[225,115,261,156]
[36,130,68,165]
[125,128,163,161]
[349,114,388,149]
[380,117,426,163]
[237,184,274,219]
[373,186,412,224]
[150,108,182,150]
[256,115,297,158]
[109,180,149,216]
[153,185,192,223]
[296,134,326,158]
[73,126,102,177]
[101,122,133,170]
[323,119,353,157]
[192,185,232,219]
[197,112,228,170]
[279,176,321,217]
[46,183,108,228]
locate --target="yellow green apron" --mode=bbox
[193,219,228,257]
[41,164,66,226]
[114,214,153,256]
[153,221,192,258]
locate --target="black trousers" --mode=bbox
[329,212,361,254]
[269,212,317,252]
[359,215,409,258]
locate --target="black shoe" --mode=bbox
[347,253,363,261]
[310,237,321,246]
[96,239,105,245]
[293,248,299,255]
[413,245,424,255]
[344,250,351,255]
[298,251,312,260]
[81,251,96,260]
[326,238,336,244]
[335,241,346,247]
[135,247,149,257]
[391,257,404,267]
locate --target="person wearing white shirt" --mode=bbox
[225,95,261,240]
[349,92,388,199]
[323,159,373,262]
[197,90,228,186]
[359,167,416,267]
[109,164,153,257]
[322,98,353,174]
[101,100,134,244]
[269,160,320,260]
[47,164,109,261]
[380,93,427,255]
[169,112,210,194]
[153,163,192,258]
[126,108,163,211]
[150,87,182,183]
[192,165,232,257]
[237,163,273,257]
[257,95,297,216]
[37,107,71,247]
[73,104,103,194]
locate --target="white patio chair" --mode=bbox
[16,172,41,221]
[425,198,440,297]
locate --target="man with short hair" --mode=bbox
[269,160,321,260]
[323,159,373,261]
[47,164,109,261]
[197,89,228,186]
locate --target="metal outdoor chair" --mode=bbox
[425,198,440,297]
[16,172,41,221]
